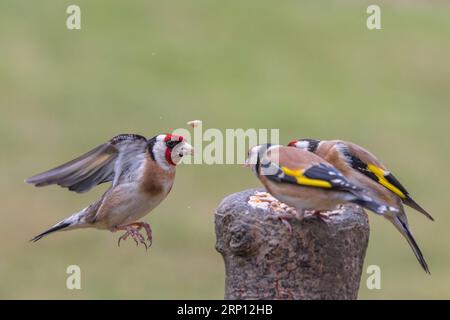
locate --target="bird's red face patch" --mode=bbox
[164,134,184,143]
[164,134,185,166]
[288,140,298,147]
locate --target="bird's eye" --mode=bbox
[166,140,178,149]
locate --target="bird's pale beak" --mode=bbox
[181,142,194,156]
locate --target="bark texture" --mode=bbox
[215,189,370,300]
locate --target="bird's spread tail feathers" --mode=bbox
[351,194,399,216]
[30,210,85,242]
[403,197,434,221]
[352,195,430,274]
[30,221,71,242]
[390,215,430,274]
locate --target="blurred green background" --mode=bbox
[1,0,449,299]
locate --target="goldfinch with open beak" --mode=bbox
[288,138,431,273]
[245,144,396,221]
[26,133,193,249]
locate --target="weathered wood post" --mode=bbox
[215,189,370,300]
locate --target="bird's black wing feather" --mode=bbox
[263,162,361,192]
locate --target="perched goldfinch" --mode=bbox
[245,144,397,221]
[288,138,432,273]
[26,133,193,249]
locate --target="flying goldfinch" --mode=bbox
[245,144,397,221]
[26,133,193,249]
[288,138,432,273]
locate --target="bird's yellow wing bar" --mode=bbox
[281,167,332,188]
[367,164,407,199]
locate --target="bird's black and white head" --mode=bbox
[245,144,280,176]
[288,138,321,153]
[148,134,194,170]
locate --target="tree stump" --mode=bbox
[215,188,370,300]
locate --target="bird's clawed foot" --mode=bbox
[116,222,152,250]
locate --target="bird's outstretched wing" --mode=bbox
[26,134,148,193]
